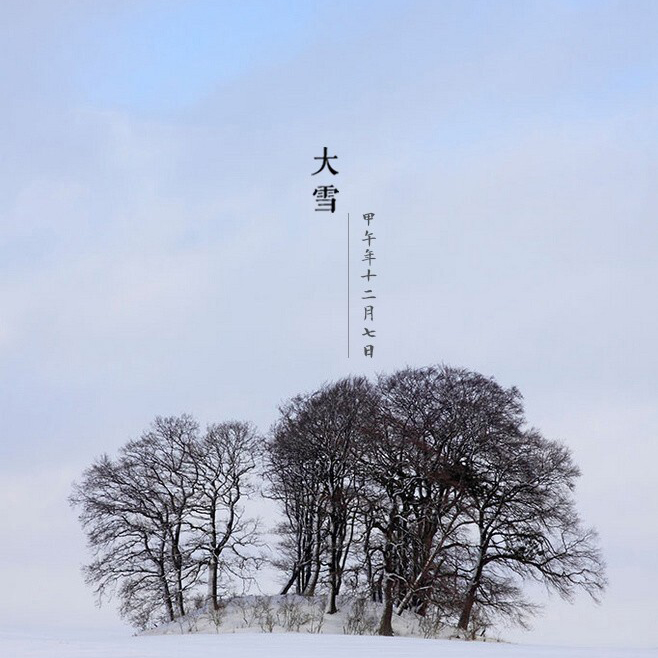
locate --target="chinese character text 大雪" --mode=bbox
[312,147,339,213]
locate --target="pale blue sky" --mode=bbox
[0,0,656,648]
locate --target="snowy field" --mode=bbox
[1,631,655,658]
[4,595,654,658]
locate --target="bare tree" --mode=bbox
[456,428,606,631]
[265,394,327,596]
[359,365,605,636]
[71,414,262,628]
[187,421,262,610]
[362,366,493,635]
[71,367,606,636]
[265,377,376,613]
[70,415,201,627]
[125,416,201,619]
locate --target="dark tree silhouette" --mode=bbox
[70,414,260,628]
[71,366,606,636]
[187,421,262,610]
[457,428,606,630]
[265,377,376,613]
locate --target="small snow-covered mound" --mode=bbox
[141,594,495,641]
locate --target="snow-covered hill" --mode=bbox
[141,594,478,640]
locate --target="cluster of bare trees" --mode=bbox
[265,366,606,635]
[70,416,261,628]
[71,365,606,634]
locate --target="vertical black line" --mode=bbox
[347,212,350,358]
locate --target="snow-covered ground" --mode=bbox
[3,596,655,658]
[140,594,474,640]
[1,631,655,658]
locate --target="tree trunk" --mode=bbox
[280,566,300,595]
[304,557,320,596]
[457,581,478,631]
[303,526,322,596]
[176,587,185,618]
[162,577,175,622]
[327,541,339,613]
[208,554,219,609]
[458,551,485,631]
[327,586,338,614]
[377,576,395,636]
